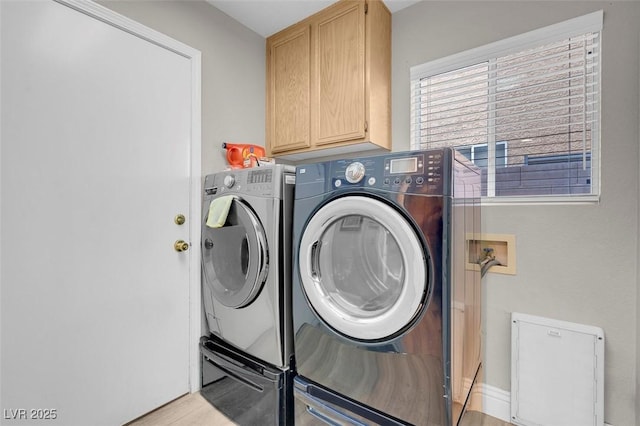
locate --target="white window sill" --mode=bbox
[480,195,600,206]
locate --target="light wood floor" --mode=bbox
[127,391,513,426]
[127,392,235,426]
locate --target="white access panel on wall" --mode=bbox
[511,313,604,426]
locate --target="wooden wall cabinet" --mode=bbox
[266,0,391,160]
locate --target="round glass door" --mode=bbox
[202,197,268,308]
[299,196,428,341]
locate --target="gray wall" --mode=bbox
[394,2,640,425]
[99,0,266,177]
[637,28,640,425]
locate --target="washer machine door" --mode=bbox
[299,196,428,341]
[202,197,268,308]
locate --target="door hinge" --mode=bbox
[364,2,368,14]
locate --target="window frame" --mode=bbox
[410,11,602,205]
[458,141,508,167]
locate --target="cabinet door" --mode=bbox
[267,25,311,154]
[313,1,366,146]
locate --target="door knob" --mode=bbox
[174,240,189,252]
[174,214,186,225]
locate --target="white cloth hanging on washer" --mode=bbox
[206,195,235,228]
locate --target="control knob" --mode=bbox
[223,175,235,188]
[345,162,366,184]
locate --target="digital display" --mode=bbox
[249,169,272,184]
[390,157,418,174]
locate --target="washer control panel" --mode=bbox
[328,150,448,195]
[204,168,276,197]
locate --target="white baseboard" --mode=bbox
[474,383,613,426]
[476,383,511,422]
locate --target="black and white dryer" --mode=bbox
[292,149,482,425]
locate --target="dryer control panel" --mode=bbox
[324,150,450,196]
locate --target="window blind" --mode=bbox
[410,11,602,200]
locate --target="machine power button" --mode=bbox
[223,175,235,188]
[345,162,366,184]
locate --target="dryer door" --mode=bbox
[298,196,428,341]
[202,197,268,308]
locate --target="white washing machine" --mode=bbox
[201,165,295,369]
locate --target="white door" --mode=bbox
[1,1,201,425]
[298,196,428,341]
